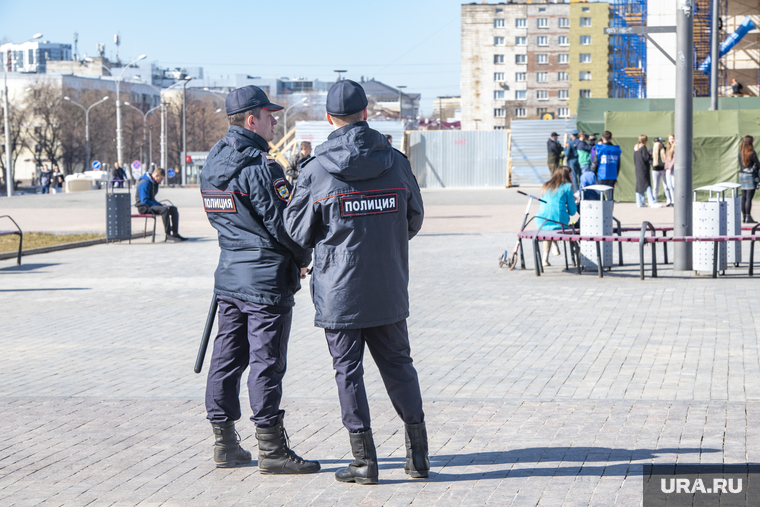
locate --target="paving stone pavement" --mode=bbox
[2,190,760,506]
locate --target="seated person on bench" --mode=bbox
[135,168,186,242]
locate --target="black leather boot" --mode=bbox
[743,213,748,223]
[255,415,320,474]
[211,421,252,468]
[335,430,378,485]
[404,422,430,478]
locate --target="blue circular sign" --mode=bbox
[132,160,142,171]
[167,169,176,178]
[91,160,101,170]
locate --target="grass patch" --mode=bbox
[0,232,105,253]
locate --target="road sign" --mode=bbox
[132,160,141,171]
[167,169,176,178]
[92,160,101,170]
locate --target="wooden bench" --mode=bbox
[518,221,760,280]
[0,215,23,265]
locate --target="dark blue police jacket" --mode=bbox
[284,121,424,329]
[201,126,312,308]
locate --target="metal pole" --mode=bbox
[160,100,166,171]
[85,108,90,171]
[4,57,12,197]
[142,115,147,174]
[182,80,187,186]
[116,78,123,168]
[674,0,694,271]
[149,125,153,169]
[710,0,719,110]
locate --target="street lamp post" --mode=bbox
[397,85,407,121]
[4,33,42,197]
[115,54,146,176]
[63,95,109,171]
[334,70,347,82]
[123,101,160,175]
[181,77,192,186]
[149,125,153,169]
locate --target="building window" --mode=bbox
[494,19,505,28]
[494,54,505,64]
[515,54,527,65]
[558,72,569,81]
[580,35,591,45]
[494,90,505,99]
[582,6,590,12]
[558,54,569,64]
[559,17,570,28]
[515,72,526,81]
[537,107,548,116]
[494,72,505,81]
[537,18,549,28]
[558,90,569,100]
[494,37,505,46]
[516,90,526,100]
[580,17,592,27]
[515,108,527,118]
[33,107,42,116]
[538,7,546,12]
[559,36,569,46]
[496,8,503,13]
[580,53,592,63]
[516,36,527,46]
[494,108,506,117]
[559,107,570,118]
[516,18,527,28]
[494,126,506,130]
[537,54,548,64]
[580,71,592,81]
[537,90,548,100]
[537,36,548,46]
[580,89,592,98]
[537,72,548,82]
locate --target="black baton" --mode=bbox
[194,294,218,374]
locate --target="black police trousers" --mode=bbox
[205,295,291,427]
[324,319,424,432]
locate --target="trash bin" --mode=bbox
[693,185,727,273]
[580,184,614,270]
[106,181,132,243]
[716,182,742,266]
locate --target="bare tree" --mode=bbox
[25,81,65,171]
[0,103,30,188]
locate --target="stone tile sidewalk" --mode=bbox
[2,190,759,506]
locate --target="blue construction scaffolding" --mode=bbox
[610,0,647,98]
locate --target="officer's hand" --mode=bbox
[300,267,309,279]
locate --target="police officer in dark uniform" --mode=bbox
[200,85,319,474]
[284,80,428,484]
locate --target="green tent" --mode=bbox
[576,97,760,136]
[605,109,760,202]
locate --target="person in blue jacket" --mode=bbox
[135,168,185,242]
[200,86,319,474]
[284,80,428,485]
[537,165,578,267]
[590,130,622,200]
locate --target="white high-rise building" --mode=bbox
[0,41,72,73]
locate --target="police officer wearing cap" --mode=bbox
[284,80,428,484]
[200,85,320,474]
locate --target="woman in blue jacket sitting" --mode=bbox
[537,165,578,267]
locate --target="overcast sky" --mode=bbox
[0,0,465,114]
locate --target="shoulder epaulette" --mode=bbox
[393,148,408,160]
[300,156,315,168]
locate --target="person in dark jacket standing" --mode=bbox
[547,132,562,175]
[39,164,52,194]
[634,135,656,207]
[564,130,581,189]
[286,141,311,184]
[200,85,320,474]
[135,169,185,242]
[284,80,428,485]
[738,135,759,223]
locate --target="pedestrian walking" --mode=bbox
[547,132,563,175]
[200,85,320,473]
[738,135,759,223]
[536,166,577,267]
[51,165,64,194]
[39,164,52,194]
[564,130,581,189]
[284,80,428,485]
[634,135,656,207]
[590,131,621,200]
[112,162,126,188]
[651,137,672,206]
[665,134,675,197]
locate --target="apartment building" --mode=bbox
[569,2,610,114]
[461,0,570,130]
[0,41,72,73]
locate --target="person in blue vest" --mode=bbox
[564,130,581,189]
[590,130,622,200]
